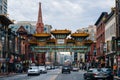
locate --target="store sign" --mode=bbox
[118,56,120,61]
[0,44,2,50]
[0,58,5,62]
[57,39,64,44]
[118,56,120,66]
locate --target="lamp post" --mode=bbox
[2,37,5,58]
[9,40,12,52]
[100,41,106,67]
[1,36,6,72]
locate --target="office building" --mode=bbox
[0,0,7,14]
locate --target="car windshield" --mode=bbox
[63,66,69,67]
[101,68,112,72]
[29,67,38,69]
[88,69,101,72]
[39,66,45,68]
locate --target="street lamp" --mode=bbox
[9,40,12,52]
[2,37,5,58]
[1,36,6,72]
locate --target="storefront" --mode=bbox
[106,52,116,68]
[117,55,120,68]
[97,56,105,67]
[0,42,2,67]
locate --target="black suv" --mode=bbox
[62,65,71,74]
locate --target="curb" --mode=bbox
[0,73,17,78]
[114,76,120,80]
[0,73,25,78]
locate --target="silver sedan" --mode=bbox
[27,66,40,76]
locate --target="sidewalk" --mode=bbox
[0,72,24,78]
[114,76,120,80]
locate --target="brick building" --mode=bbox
[95,12,108,67]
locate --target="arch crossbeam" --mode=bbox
[31,45,90,53]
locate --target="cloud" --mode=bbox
[8,0,114,32]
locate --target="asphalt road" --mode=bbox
[55,70,85,80]
[1,69,117,80]
[0,69,60,80]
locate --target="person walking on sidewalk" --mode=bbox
[118,67,120,77]
[1,63,6,73]
[113,64,117,76]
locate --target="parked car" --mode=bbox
[27,66,40,76]
[46,66,51,70]
[62,65,71,74]
[55,66,59,69]
[101,68,114,80]
[72,67,79,71]
[39,66,47,73]
[51,66,55,69]
[84,68,109,80]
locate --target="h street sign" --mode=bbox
[118,40,120,46]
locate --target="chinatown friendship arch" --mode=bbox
[29,3,93,65]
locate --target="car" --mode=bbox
[46,66,51,70]
[39,66,47,73]
[51,66,55,69]
[72,67,79,71]
[84,68,109,80]
[101,68,114,80]
[55,66,59,69]
[27,66,40,76]
[62,65,71,74]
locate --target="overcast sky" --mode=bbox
[8,0,115,32]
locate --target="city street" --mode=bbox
[0,68,119,80]
[56,70,85,80]
[0,69,60,80]
[0,69,86,80]
[0,0,120,80]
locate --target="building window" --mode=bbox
[0,5,2,11]
[44,27,47,31]
[0,0,2,3]
[10,26,14,29]
[26,25,28,29]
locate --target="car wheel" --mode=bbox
[62,71,63,74]
[94,78,97,80]
[27,74,30,76]
[108,76,113,80]
[83,77,86,80]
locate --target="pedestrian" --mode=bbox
[16,65,19,73]
[1,64,5,73]
[118,68,120,77]
[79,63,82,70]
[113,64,117,76]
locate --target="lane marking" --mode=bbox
[50,69,61,80]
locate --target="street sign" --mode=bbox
[0,58,5,62]
[118,40,120,46]
[118,56,120,61]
